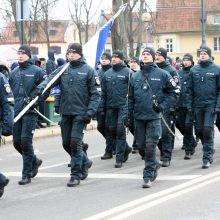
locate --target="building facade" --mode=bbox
[154,0,220,62]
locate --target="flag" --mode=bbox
[83,4,127,69]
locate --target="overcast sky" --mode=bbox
[52,0,157,21]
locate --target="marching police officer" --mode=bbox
[0,67,14,197]
[97,52,116,160]
[127,47,178,188]
[155,48,180,167]
[128,57,140,72]
[9,45,44,185]
[176,53,197,159]
[186,46,220,169]
[100,50,132,168]
[36,43,100,187]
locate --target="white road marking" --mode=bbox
[4,172,201,180]
[38,154,103,170]
[108,175,220,220]
[82,170,220,220]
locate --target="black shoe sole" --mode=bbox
[67,181,80,187]
[101,156,113,160]
[18,179,31,185]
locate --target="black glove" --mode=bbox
[215,108,220,114]
[187,108,193,115]
[2,129,12,136]
[153,103,163,113]
[82,114,91,124]
[55,106,60,114]
[30,101,39,110]
[34,87,44,98]
[169,108,175,115]
[100,111,105,116]
[123,117,131,128]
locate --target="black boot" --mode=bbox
[18,177,31,185]
[81,160,93,180]
[101,153,113,160]
[115,161,122,168]
[123,145,132,162]
[31,158,43,178]
[67,177,80,187]
[0,178,9,198]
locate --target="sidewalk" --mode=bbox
[3,120,97,144]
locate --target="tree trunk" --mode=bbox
[111,0,127,57]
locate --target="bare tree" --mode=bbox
[38,0,59,50]
[4,0,26,44]
[68,0,102,44]
[111,0,146,58]
[111,0,128,57]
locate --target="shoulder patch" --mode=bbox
[4,84,11,93]
[95,76,100,85]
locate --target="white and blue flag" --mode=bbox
[83,4,127,69]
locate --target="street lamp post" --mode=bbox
[141,12,151,47]
[197,0,207,57]
[20,0,24,45]
[200,0,207,47]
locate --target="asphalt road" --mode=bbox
[1,128,220,220]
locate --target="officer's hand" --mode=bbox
[82,114,91,124]
[2,129,12,137]
[188,108,193,114]
[153,103,163,113]
[30,102,39,110]
[215,108,220,114]
[100,111,105,116]
[55,106,60,114]
[34,87,44,98]
[123,117,131,128]
[169,108,175,115]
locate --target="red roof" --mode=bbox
[0,20,69,44]
[155,0,220,34]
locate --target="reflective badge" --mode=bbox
[170,78,176,87]
[143,83,148,90]
[95,76,100,85]
[4,84,11,93]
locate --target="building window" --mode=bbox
[105,49,111,54]
[49,29,57,36]
[214,16,220,24]
[50,46,61,54]
[166,39,173,52]
[30,46,39,55]
[214,37,220,51]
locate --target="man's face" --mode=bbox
[200,51,209,61]
[66,52,81,61]
[142,52,153,64]
[100,57,110,66]
[155,54,165,63]
[182,59,192,67]
[129,61,139,70]
[40,60,46,67]
[17,52,29,62]
[111,56,121,65]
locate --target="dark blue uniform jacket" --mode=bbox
[186,59,220,109]
[128,62,178,121]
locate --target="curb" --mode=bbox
[3,120,97,144]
